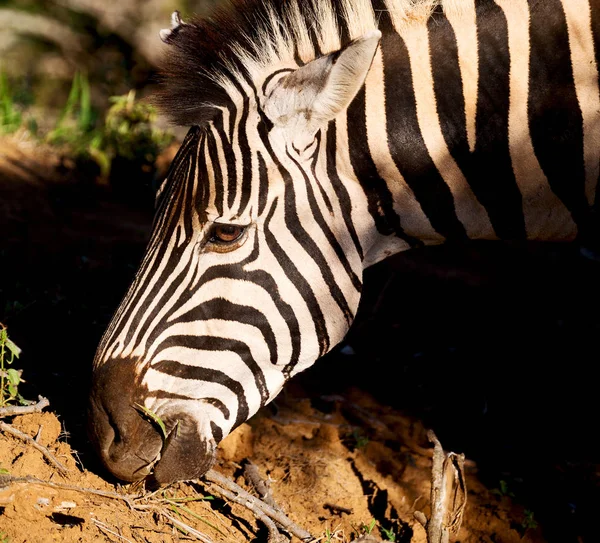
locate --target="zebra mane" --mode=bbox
[155,0,441,126]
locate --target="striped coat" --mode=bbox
[89,0,600,485]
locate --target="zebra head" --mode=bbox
[89,8,385,485]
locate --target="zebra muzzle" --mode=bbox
[146,414,217,487]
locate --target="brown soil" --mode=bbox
[0,392,543,543]
[0,137,598,542]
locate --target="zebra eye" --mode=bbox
[210,224,245,243]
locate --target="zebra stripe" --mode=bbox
[89,0,600,485]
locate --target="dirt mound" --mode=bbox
[0,389,542,543]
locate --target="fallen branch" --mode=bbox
[243,459,291,542]
[0,420,69,474]
[0,395,49,417]
[243,459,278,510]
[414,431,467,543]
[0,475,137,503]
[204,469,313,542]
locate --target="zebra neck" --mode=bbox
[336,0,598,267]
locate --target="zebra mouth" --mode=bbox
[145,414,217,487]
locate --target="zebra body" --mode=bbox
[89,0,600,485]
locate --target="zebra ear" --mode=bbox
[264,30,381,128]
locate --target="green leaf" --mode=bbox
[134,403,167,439]
[6,369,20,386]
[5,339,21,359]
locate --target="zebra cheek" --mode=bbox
[148,416,216,487]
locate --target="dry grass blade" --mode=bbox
[160,510,215,543]
[91,518,135,543]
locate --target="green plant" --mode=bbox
[352,428,369,449]
[521,509,538,531]
[163,489,225,536]
[45,71,95,149]
[0,530,10,543]
[134,403,168,439]
[90,90,174,177]
[380,525,396,542]
[0,71,22,134]
[362,519,376,535]
[322,524,343,543]
[0,323,25,408]
[492,479,515,498]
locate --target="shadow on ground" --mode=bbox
[1,138,598,542]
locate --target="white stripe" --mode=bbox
[562,0,600,207]
[495,0,575,239]
[444,0,478,153]
[394,20,494,239]
[365,47,439,242]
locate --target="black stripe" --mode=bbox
[235,93,253,214]
[287,146,362,311]
[168,298,278,366]
[589,0,600,210]
[153,360,249,428]
[154,335,269,405]
[262,68,294,96]
[529,0,591,233]
[258,152,269,215]
[428,12,468,170]
[150,391,231,420]
[378,11,468,242]
[264,198,330,362]
[346,84,422,247]
[210,421,223,443]
[310,131,334,215]
[198,232,302,375]
[469,1,526,239]
[208,118,227,217]
[433,3,527,240]
[325,121,364,261]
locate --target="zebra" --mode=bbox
[88,0,600,485]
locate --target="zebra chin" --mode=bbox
[88,357,217,485]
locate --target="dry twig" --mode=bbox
[414,431,467,543]
[0,420,69,474]
[0,395,50,417]
[204,469,313,542]
[242,459,291,542]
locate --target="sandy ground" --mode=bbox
[0,391,541,543]
[0,137,598,542]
